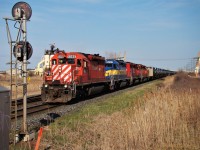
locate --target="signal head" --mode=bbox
[12,1,32,20]
[13,41,33,61]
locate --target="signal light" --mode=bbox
[12,1,32,20]
[13,41,33,61]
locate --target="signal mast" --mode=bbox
[3,2,33,143]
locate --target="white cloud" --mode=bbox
[73,0,103,3]
[31,12,47,22]
[153,0,190,10]
[149,19,181,29]
[50,8,86,14]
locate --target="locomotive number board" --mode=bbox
[68,55,76,58]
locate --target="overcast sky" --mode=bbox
[0,0,200,71]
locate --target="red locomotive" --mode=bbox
[126,63,149,84]
[41,50,108,103]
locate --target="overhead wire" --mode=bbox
[126,57,196,61]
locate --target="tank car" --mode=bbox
[41,51,108,103]
[147,67,175,80]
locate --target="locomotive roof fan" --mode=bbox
[12,1,32,20]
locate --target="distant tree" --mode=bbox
[105,51,116,59]
[28,71,35,77]
[105,51,126,60]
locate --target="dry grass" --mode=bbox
[39,73,200,150]
[0,74,42,98]
[88,89,200,150]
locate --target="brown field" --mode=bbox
[0,74,42,98]
[88,77,200,149]
[37,72,200,150]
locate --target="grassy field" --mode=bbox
[0,74,42,98]
[11,73,200,149]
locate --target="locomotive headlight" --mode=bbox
[64,85,67,88]
[45,84,48,88]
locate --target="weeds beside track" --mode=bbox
[40,73,200,150]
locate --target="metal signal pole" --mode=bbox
[3,2,33,143]
[22,14,28,134]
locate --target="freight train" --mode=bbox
[41,50,175,103]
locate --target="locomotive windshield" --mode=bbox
[67,58,75,64]
[52,57,75,65]
[105,63,112,68]
[58,57,67,64]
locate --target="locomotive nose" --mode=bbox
[52,64,72,84]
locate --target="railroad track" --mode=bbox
[12,94,41,107]
[11,95,59,119]
[10,78,166,120]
